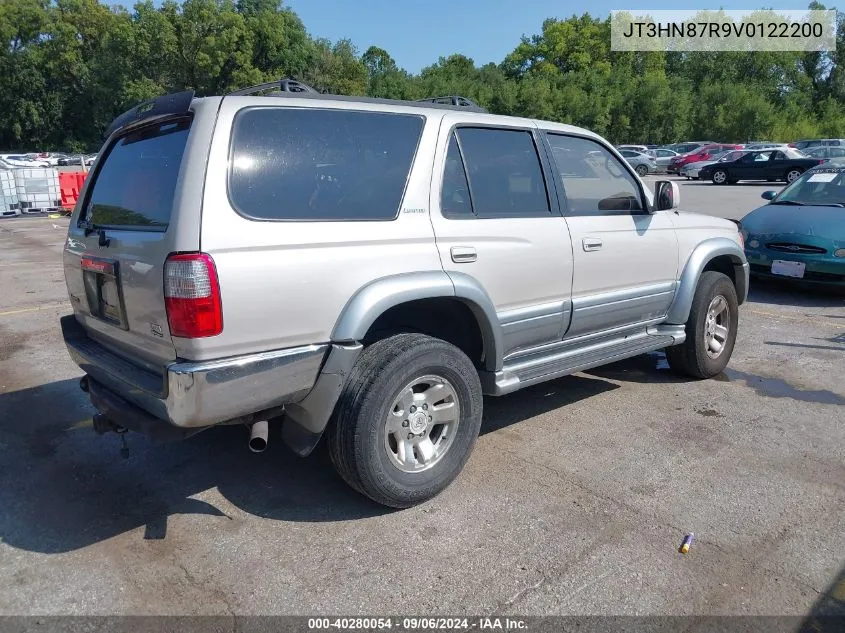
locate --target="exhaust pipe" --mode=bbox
[248,420,268,453]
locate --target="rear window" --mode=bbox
[228,107,424,221]
[83,118,190,231]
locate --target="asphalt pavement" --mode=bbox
[0,179,843,619]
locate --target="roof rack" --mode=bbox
[225,79,489,113]
[227,78,318,96]
[414,95,482,109]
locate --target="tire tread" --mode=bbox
[666,271,739,379]
[327,333,482,508]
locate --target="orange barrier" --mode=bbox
[59,172,87,209]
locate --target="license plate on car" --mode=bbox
[771,260,805,278]
[81,256,129,329]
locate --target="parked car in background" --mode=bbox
[42,153,70,166]
[0,154,49,167]
[744,143,788,150]
[617,144,649,153]
[680,150,746,180]
[700,148,825,184]
[665,141,715,155]
[668,144,744,174]
[58,154,90,167]
[648,148,679,170]
[741,164,845,288]
[804,146,845,161]
[789,139,844,150]
[618,149,658,175]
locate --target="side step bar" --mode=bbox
[480,324,685,396]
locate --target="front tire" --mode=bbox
[785,168,803,184]
[327,333,483,508]
[712,169,728,185]
[665,271,739,379]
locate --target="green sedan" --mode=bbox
[740,164,845,288]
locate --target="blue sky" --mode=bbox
[283,0,814,72]
[145,1,822,73]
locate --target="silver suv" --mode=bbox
[61,80,749,508]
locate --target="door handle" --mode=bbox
[582,237,603,252]
[451,246,477,263]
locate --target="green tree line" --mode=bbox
[0,0,843,152]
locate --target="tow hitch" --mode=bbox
[92,413,130,458]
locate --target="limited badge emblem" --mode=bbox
[150,321,164,337]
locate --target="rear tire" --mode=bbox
[636,164,648,177]
[665,271,739,379]
[327,333,483,508]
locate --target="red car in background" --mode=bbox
[668,143,745,174]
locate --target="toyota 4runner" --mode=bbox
[61,80,749,508]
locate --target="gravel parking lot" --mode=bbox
[0,179,843,619]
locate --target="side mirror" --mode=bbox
[761,190,777,200]
[654,180,680,212]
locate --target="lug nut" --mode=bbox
[402,420,409,427]
[428,416,433,421]
[410,405,416,413]
[422,404,428,410]
[407,433,413,440]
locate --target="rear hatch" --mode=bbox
[63,95,204,372]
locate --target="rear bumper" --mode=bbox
[61,314,328,429]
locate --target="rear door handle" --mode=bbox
[451,246,477,263]
[582,237,603,252]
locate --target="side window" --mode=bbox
[771,151,786,160]
[440,134,473,217]
[448,127,551,218]
[743,152,770,163]
[545,133,644,215]
[228,108,424,221]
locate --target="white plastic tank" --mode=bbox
[0,169,20,217]
[14,167,61,213]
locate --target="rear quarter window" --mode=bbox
[228,107,424,221]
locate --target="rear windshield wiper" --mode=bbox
[78,217,99,236]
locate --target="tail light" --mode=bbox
[164,253,223,338]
